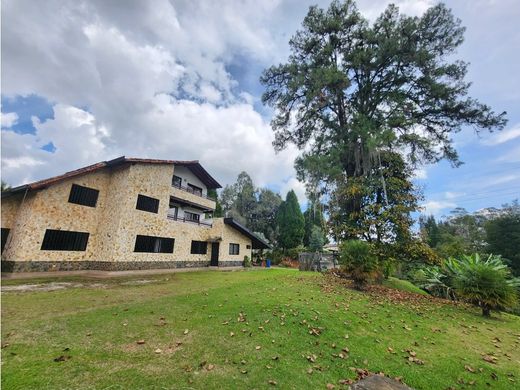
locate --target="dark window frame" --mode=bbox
[134,235,174,253]
[190,240,208,255]
[1,228,10,253]
[136,194,160,214]
[41,229,90,251]
[68,184,99,208]
[185,211,200,222]
[229,243,240,255]
[187,183,203,197]
[172,175,182,188]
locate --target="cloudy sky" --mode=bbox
[1,0,519,217]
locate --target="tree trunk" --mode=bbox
[482,306,491,317]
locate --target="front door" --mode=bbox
[210,242,219,266]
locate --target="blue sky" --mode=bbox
[1,0,519,218]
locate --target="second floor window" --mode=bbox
[187,183,202,197]
[136,194,160,213]
[68,184,99,207]
[172,175,182,188]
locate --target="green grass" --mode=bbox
[2,269,519,389]
[383,276,429,295]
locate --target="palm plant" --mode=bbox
[453,254,519,317]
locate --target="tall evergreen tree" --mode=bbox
[277,190,305,250]
[303,201,327,246]
[261,0,506,241]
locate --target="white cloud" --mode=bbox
[421,200,457,216]
[280,177,308,206]
[1,112,18,128]
[413,167,428,180]
[482,124,520,145]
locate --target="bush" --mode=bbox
[339,240,379,290]
[417,253,520,316]
[243,255,251,268]
[453,254,519,317]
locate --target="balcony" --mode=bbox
[171,185,216,211]
[172,182,216,200]
[167,214,213,227]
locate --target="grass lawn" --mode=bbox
[2,269,519,389]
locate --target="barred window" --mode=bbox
[68,184,99,207]
[229,243,240,255]
[136,194,160,213]
[134,235,174,253]
[191,240,207,254]
[41,229,89,251]
[1,228,10,253]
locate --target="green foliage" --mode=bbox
[218,172,283,245]
[308,226,325,252]
[418,254,519,316]
[485,201,520,276]
[261,0,506,245]
[277,190,305,250]
[303,201,327,246]
[339,240,379,290]
[243,255,251,268]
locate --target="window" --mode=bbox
[229,243,240,255]
[191,240,208,254]
[185,211,200,222]
[68,184,99,207]
[134,235,174,253]
[172,175,182,188]
[1,228,10,253]
[41,229,89,251]
[187,183,202,196]
[246,245,251,249]
[136,194,159,213]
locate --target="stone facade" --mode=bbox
[1,161,254,272]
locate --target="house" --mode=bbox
[1,156,269,272]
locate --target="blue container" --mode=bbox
[266,259,271,268]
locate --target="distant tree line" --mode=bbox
[215,172,327,257]
[419,200,520,276]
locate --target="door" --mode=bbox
[211,242,219,266]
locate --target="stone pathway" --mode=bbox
[350,375,413,390]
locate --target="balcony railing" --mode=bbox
[171,183,216,201]
[167,214,213,227]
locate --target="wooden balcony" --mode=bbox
[170,185,216,211]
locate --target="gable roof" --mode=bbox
[224,217,271,250]
[1,156,221,198]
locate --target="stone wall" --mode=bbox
[1,162,251,271]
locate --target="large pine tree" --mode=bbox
[261,0,506,241]
[277,190,305,250]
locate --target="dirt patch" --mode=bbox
[1,281,108,293]
[120,279,155,286]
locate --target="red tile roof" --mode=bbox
[2,156,221,197]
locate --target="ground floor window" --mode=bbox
[134,235,174,253]
[41,229,90,251]
[185,211,200,222]
[229,243,240,255]
[1,228,10,253]
[191,240,208,254]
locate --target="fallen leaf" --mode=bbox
[183,329,189,335]
[255,346,261,350]
[53,355,71,362]
[465,365,476,373]
[326,384,335,389]
[268,380,277,386]
[155,348,162,354]
[136,340,145,345]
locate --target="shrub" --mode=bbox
[417,253,520,316]
[243,255,251,268]
[339,240,378,290]
[453,254,519,317]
